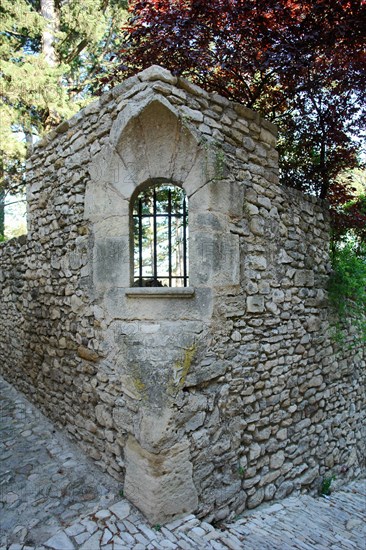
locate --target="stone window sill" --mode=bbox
[126,287,195,299]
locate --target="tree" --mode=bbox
[117,0,366,239]
[0,0,128,237]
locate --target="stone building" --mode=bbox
[0,66,364,525]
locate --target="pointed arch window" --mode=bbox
[132,184,188,287]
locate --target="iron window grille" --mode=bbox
[132,184,189,287]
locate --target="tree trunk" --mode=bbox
[0,188,5,239]
[40,0,58,67]
[319,137,329,200]
[25,131,34,157]
[0,155,5,238]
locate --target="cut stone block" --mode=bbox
[124,435,198,524]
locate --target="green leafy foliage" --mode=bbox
[320,475,336,496]
[328,242,366,346]
[238,466,245,478]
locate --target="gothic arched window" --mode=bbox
[132,184,188,287]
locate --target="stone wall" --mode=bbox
[0,66,364,525]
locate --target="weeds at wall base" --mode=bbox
[320,475,336,497]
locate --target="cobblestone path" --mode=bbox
[1,376,365,550]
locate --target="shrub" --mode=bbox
[328,242,366,346]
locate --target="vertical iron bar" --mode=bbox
[183,195,188,287]
[138,198,143,286]
[168,189,172,286]
[153,187,157,281]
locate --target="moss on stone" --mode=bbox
[130,364,147,400]
[167,344,196,397]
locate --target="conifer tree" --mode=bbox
[0,0,128,237]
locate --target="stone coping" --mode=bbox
[125,287,195,298]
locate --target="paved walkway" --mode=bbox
[1,376,365,550]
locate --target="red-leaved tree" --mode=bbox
[115,0,366,240]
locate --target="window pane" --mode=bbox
[133,184,188,287]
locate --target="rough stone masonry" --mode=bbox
[0,65,364,525]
